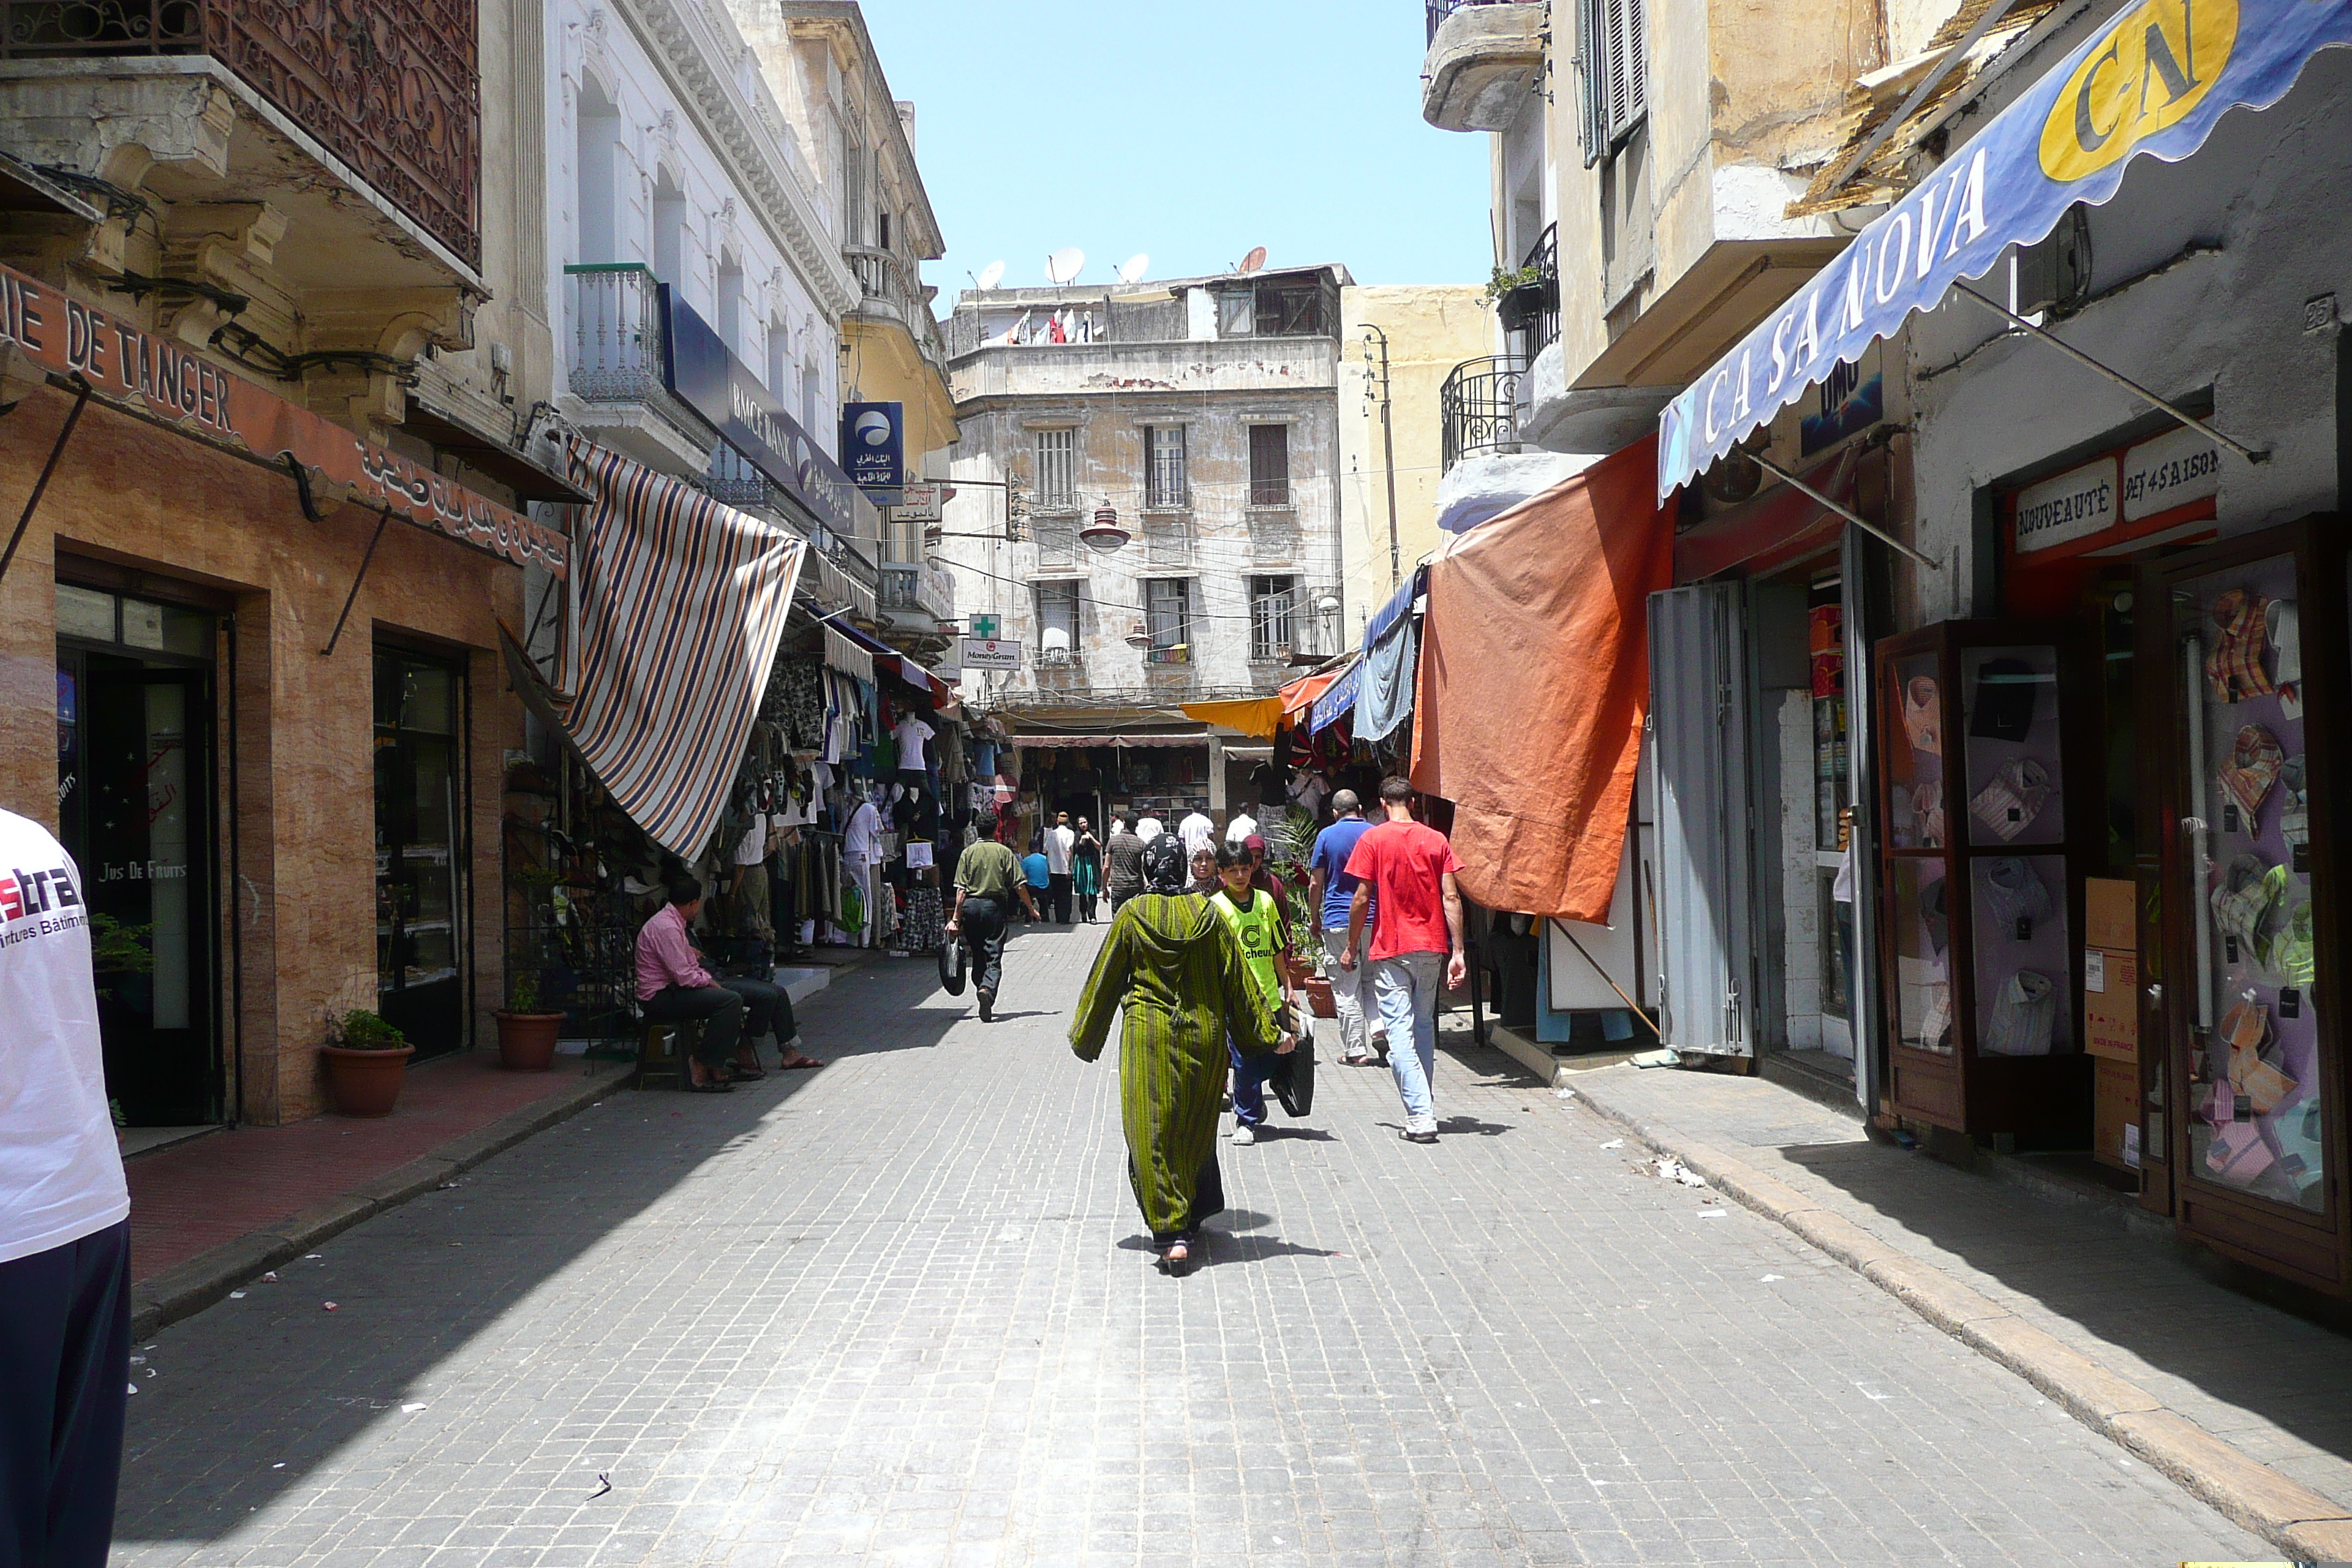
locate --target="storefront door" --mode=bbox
[1648,582,1754,1058]
[56,584,219,1128]
[374,648,469,1058]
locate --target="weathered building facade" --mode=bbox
[935,265,1351,823]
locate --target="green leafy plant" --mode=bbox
[508,969,541,1013]
[1482,263,1542,308]
[89,914,155,973]
[333,1009,408,1052]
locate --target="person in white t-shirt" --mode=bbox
[1224,804,1259,845]
[1177,810,1215,859]
[0,807,132,1566]
[1042,811,1077,924]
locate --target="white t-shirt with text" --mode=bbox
[0,808,129,1264]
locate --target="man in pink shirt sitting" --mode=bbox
[637,875,816,1090]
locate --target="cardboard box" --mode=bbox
[2094,1055,2141,1171]
[2085,878,2136,951]
[2084,947,2138,1062]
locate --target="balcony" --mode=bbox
[1440,355,1526,473]
[565,263,714,475]
[879,561,955,622]
[1498,223,1558,358]
[0,0,479,268]
[1422,0,1545,132]
[844,243,948,371]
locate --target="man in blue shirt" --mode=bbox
[1020,843,1052,924]
[1307,790,1380,1063]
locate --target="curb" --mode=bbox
[1564,1071,2352,1560]
[129,1061,631,1341]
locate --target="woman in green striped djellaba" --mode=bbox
[1069,883,1289,1275]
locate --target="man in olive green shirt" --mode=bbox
[949,811,1037,1022]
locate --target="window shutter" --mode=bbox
[1602,0,1647,144]
[1577,0,1608,167]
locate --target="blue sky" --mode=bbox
[856,1,1496,300]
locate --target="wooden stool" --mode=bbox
[636,1020,702,1089]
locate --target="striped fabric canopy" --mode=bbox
[559,442,806,856]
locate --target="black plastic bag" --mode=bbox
[938,931,968,996]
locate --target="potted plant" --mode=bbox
[496,969,565,1071]
[321,1009,412,1117]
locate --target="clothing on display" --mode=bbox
[2218,724,2285,821]
[1967,657,2040,742]
[1968,756,2053,842]
[894,716,935,770]
[2204,589,2277,703]
[2209,853,2284,965]
[1982,970,2057,1056]
[1980,857,2052,938]
[2278,756,2309,862]
[1902,676,1942,755]
[1918,980,1953,1053]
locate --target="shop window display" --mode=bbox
[2174,554,2324,1213]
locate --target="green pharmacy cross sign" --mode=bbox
[970,614,1000,638]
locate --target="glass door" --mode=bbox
[374,649,469,1057]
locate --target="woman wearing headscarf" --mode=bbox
[1071,817,1104,923]
[1070,875,1289,1275]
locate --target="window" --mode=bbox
[1578,0,1648,166]
[1035,579,1079,657]
[1253,282,1326,337]
[877,210,892,252]
[1248,424,1290,507]
[1145,578,1191,650]
[1034,428,1077,508]
[1216,290,1255,338]
[1146,426,1188,508]
[1249,576,1297,662]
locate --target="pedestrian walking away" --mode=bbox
[0,807,132,1568]
[948,810,1038,1023]
[1104,816,1147,912]
[1019,843,1051,922]
[1308,790,1379,1065]
[1044,811,1077,924]
[638,877,816,1089]
[1223,801,1259,846]
[1211,840,1300,1147]
[1341,777,1465,1142]
[1138,827,1188,896]
[1175,807,1215,860]
[1071,816,1103,922]
[1069,886,1286,1275]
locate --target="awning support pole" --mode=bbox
[1952,282,2270,463]
[0,380,91,589]
[1749,452,1940,570]
[320,507,393,657]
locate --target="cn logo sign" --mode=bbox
[2040,0,2236,179]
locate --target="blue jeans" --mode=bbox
[1229,1037,1277,1127]
[1371,951,1445,1120]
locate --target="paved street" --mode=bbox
[113,925,2268,1567]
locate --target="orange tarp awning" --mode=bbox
[1180,698,1284,739]
[1276,669,1340,721]
[1411,437,1673,924]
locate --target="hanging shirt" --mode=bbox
[732,813,769,867]
[894,717,935,770]
[0,810,129,1265]
[844,799,884,862]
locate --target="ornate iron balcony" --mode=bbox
[0,0,481,267]
[1500,222,1559,356]
[1440,354,1526,473]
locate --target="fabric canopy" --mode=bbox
[1357,613,1418,742]
[558,442,805,856]
[1307,660,1362,734]
[1656,0,2352,498]
[1412,437,1673,923]
[1010,734,1210,750]
[1180,698,1284,739]
[1278,668,1342,723]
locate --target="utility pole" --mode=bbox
[1362,323,1401,590]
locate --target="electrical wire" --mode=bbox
[931,555,1320,627]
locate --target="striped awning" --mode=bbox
[557,442,806,856]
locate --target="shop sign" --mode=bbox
[2120,425,2221,521]
[840,401,904,504]
[1800,347,1882,457]
[0,263,568,576]
[1656,0,2352,500]
[661,287,856,537]
[895,482,945,523]
[2012,457,2119,556]
[962,637,1022,671]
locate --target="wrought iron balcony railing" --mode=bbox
[1425,0,1537,46]
[566,263,667,404]
[0,0,480,266]
[1500,222,1559,356]
[1440,354,1526,473]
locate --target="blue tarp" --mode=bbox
[1658,0,2352,499]
[1356,613,1418,742]
[1308,568,1428,734]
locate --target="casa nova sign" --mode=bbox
[1657,0,2352,500]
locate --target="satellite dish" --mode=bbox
[1117,253,1150,285]
[976,260,1005,290]
[1045,247,1086,285]
[1237,245,1267,276]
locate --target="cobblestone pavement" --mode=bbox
[114,924,2267,1567]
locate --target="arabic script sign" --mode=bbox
[0,262,568,578]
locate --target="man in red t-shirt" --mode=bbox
[1339,777,1465,1142]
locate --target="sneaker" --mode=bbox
[977,992,994,1023]
[1402,1115,1439,1143]
[1230,1123,1257,1146]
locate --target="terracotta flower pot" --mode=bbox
[495,1011,565,1071]
[1303,976,1338,1019]
[321,1043,414,1117]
